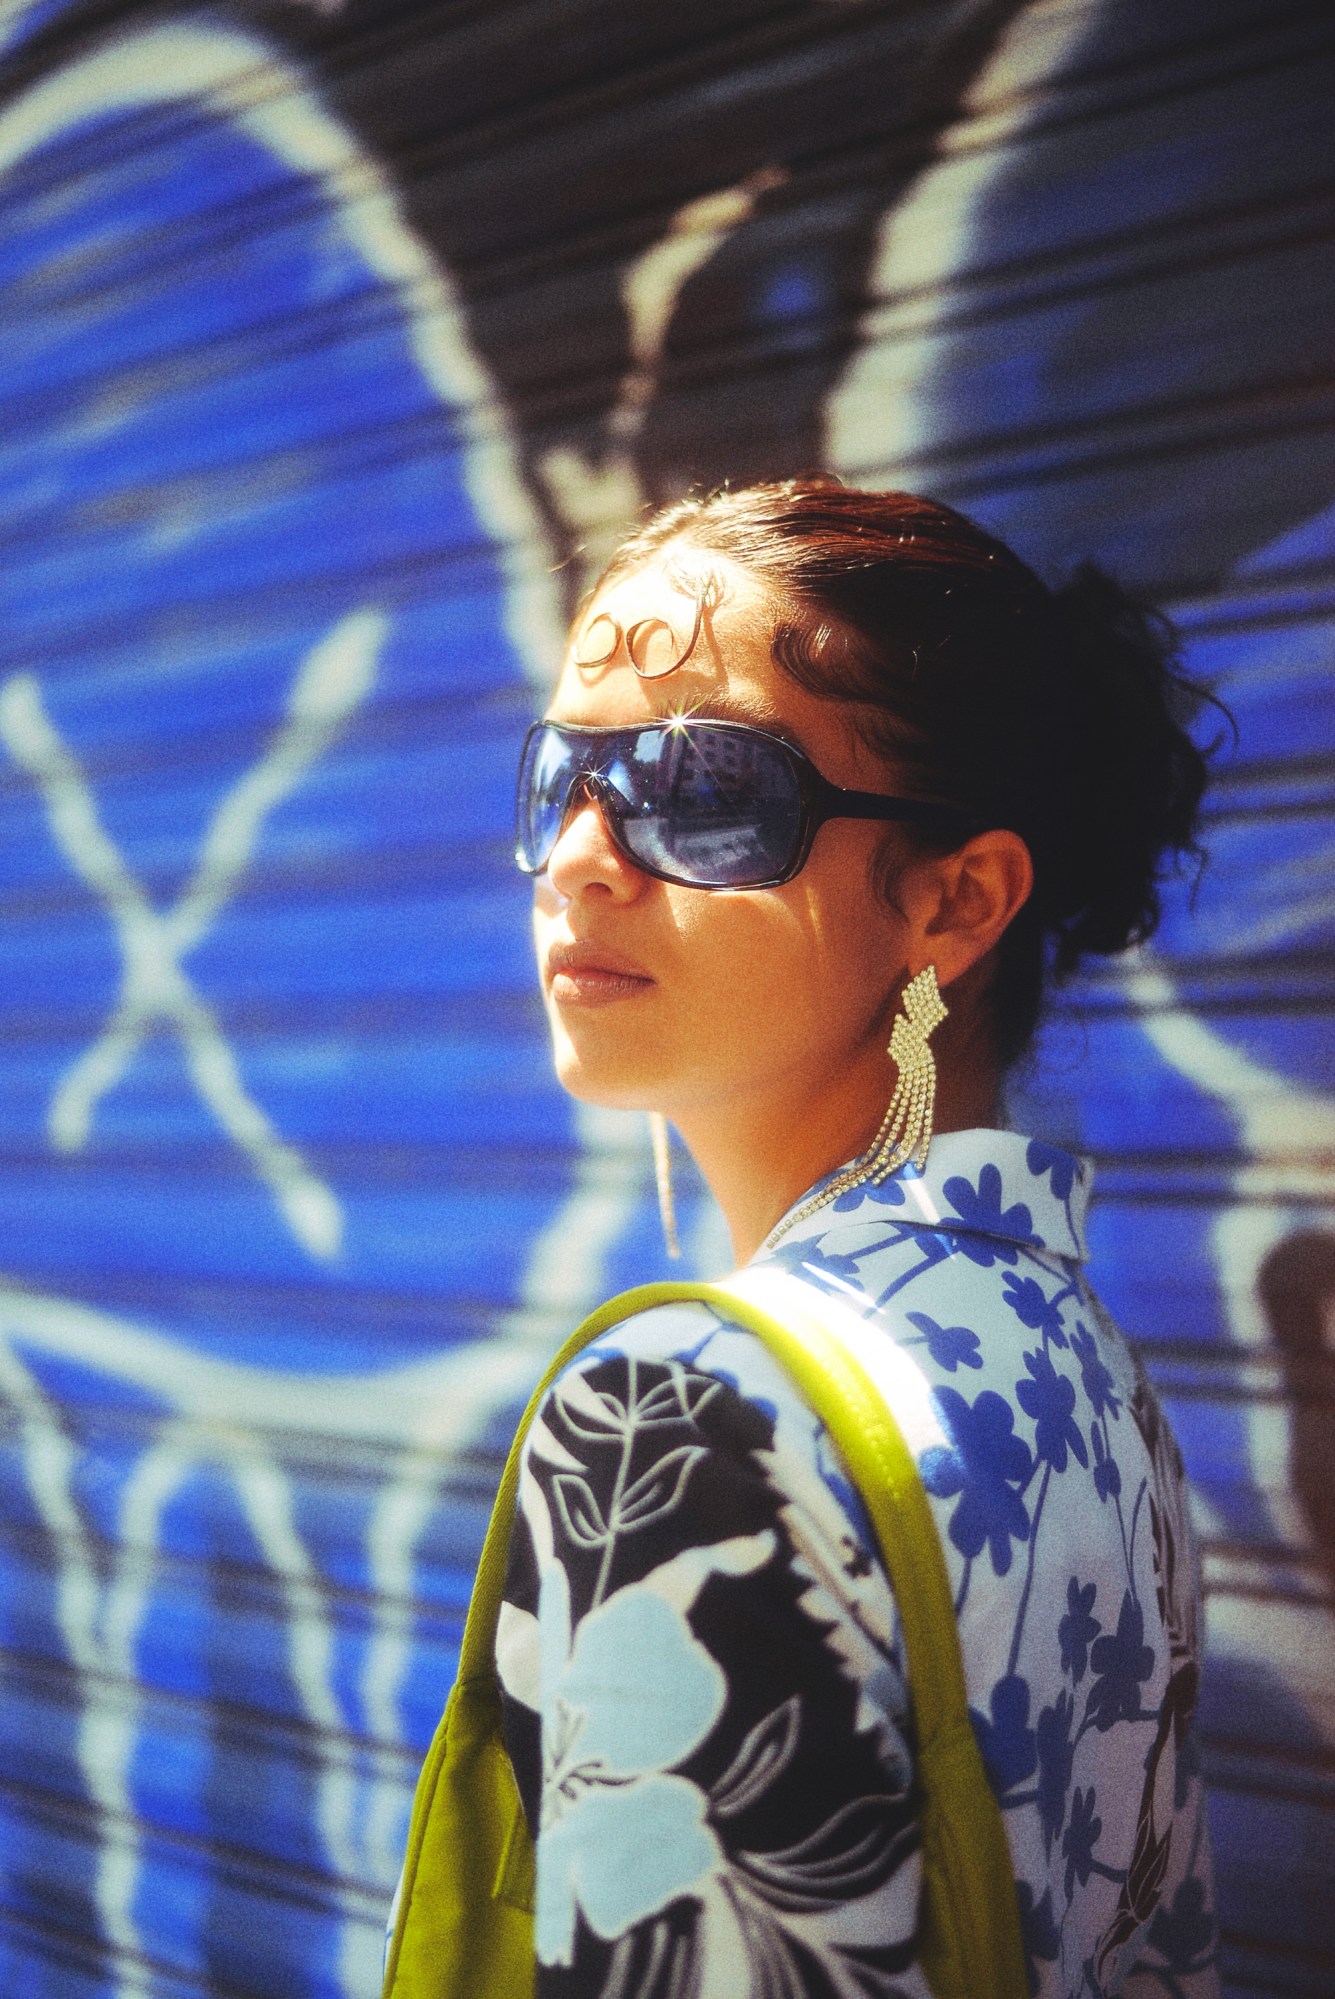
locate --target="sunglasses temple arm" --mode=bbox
[817,782,976,830]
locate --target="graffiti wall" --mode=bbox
[0,0,1330,1992]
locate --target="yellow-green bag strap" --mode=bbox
[392,1270,1027,1999]
[703,1269,1028,1999]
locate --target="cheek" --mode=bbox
[756,852,908,1053]
[668,875,892,1063]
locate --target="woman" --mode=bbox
[496,481,1219,1998]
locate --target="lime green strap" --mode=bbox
[707,1271,1027,1999]
[711,1269,967,1753]
[396,1269,1028,1999]
[461,1271,962,1733]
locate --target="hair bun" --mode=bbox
[1036,562,1215,975]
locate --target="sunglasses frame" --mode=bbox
[515,718,978,891]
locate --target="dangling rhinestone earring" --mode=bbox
[770,965,948,1243]
[648,1111,681,1259]
[863,964,948,1183]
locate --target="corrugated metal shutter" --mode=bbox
[0,1,1329,1994]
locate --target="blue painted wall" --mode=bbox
[0,2,1329,1992]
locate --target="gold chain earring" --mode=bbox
[648,1111,682,1259]
[769,966,948,1244]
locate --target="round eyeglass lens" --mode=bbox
[618,725,803,886]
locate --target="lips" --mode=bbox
[546,938,654,1005]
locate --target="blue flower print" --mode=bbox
[1091,1423,1121,1503]
[832,1174,905,1213]
[536,1575,725,1965]
[767,1235,867,1285]
[1016,1349,1088,1472]
[1035,1689,1075,1854]
[1001,1271,1069,1347]
[1063,1785,1102,1899]
[905,1310,982,1372]
[941,1164,1038,1267]
[1059,1579,1100,1683]
[502,1126,1217,1995]
[1026,1138,1077,1203]
[1015,1881,1060,1997]
[1148,1876,1216,1970]
[1071,1320,1122,1419]
[1086,1590,1155,1733]
[920,1387,1033,1574]
[970,1672,1036,1793]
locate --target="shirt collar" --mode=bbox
[757,1128,1091,1266]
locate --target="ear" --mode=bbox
[907,830,1034,989]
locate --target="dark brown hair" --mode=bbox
[596,478,1220,1066]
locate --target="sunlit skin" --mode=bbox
[533,550,1034,1263]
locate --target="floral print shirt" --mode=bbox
[497,1129,1219,1999]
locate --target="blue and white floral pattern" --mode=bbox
[498,1129,1219,1999]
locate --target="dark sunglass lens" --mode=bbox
[619,725,802,885]
[517,727,580,871]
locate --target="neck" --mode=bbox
[672,1004,1000,1265]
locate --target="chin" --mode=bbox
[552,1063,656,1113]
[550,1037,663,1113]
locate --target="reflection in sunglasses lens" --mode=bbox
[622,726,800,884]
[520,723,804,886]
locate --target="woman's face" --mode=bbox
[532,551,914,1129]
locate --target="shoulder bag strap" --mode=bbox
[444,1271,1028,1999]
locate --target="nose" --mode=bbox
[544,779,647,902]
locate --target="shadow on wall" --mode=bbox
[1192,1232,1335,1993]
[1262,1232,1335,1595]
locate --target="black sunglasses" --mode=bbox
[515,718,977,891]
